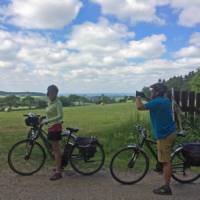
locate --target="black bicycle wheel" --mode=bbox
[69,142,105,175]
[110,147,149,185]
[8,139,46,176]
[171,147,200,183]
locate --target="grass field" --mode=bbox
[0,102,151,171]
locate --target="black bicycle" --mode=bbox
[110,125,200,184]
[8,113,105,176]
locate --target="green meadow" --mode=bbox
[0,102,151,170]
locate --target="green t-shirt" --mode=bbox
[45,98,63,126]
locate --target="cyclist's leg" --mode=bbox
[154,133,176,195]
[52,141,62,172]
[48,131,62,180]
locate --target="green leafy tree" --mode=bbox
[4,95,20,110]
[59,96,72,107]
[22,96,35,109]
[36,99,47,108]
[67,94,89,105]
[101,95,115,104]
[189,71,200,92]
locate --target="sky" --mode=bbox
[0,0,200,94]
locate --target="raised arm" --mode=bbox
[136,96,147,111]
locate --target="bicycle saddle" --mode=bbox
[176,130,187,137]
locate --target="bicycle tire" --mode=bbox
[171,147,200,183]
[8,139,46,176]
[69,142,105,175]
[110,146,149,185]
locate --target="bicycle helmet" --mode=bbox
[150,82,167,96]
[47,85,58,96]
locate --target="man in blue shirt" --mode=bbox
[136,83,176,195]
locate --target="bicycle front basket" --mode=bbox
[25,116,39,127]
[182,143,200,166]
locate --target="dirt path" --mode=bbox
[0,168,199,200]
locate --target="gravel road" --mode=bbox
[0,169,199,200]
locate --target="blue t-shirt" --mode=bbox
[145,97,176,139]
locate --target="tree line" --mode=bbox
[0,94,135,111]
[142,68,200,95]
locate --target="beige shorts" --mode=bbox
[157,133,177,163]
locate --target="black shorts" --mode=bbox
[47,131,62,141]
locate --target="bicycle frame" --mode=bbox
[131,127,185,170]
[27,127,54,159]
[28,127,78,160]
[39,129,54,158]
[143,138,158,163]
[128,127,160,168]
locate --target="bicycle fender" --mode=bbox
[171,146,183,157]
[127,144,140,149]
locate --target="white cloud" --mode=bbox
[189,32,200,46]
[170,0,200,27]
[91,0,168,24]
[0,20,200,92]
[1,0,82,29]
[91,0,200,27]
[174,46,200,58]
[120,34,166,59]
[67,18,134,52]
[174,32,200,58]
[67,19,166,66]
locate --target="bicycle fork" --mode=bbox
[24,140,35,160]
[127,146,141,168]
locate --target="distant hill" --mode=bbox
[0,91,45,97]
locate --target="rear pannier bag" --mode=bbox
[76,137,97,159]
[182,143,200,166]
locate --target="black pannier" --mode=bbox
[182,143,200,166]
[76,136,97,159]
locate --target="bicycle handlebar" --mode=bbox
[135,124,187,139]
[23,113,41,117]
[135,124,147,138]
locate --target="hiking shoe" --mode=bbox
[153,185,172,195]
[49,172,62,181]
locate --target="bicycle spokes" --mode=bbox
[8,139,46,176]
[70,143,105,175]
[110,147,149,184]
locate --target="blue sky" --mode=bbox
[0,0,200,93]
